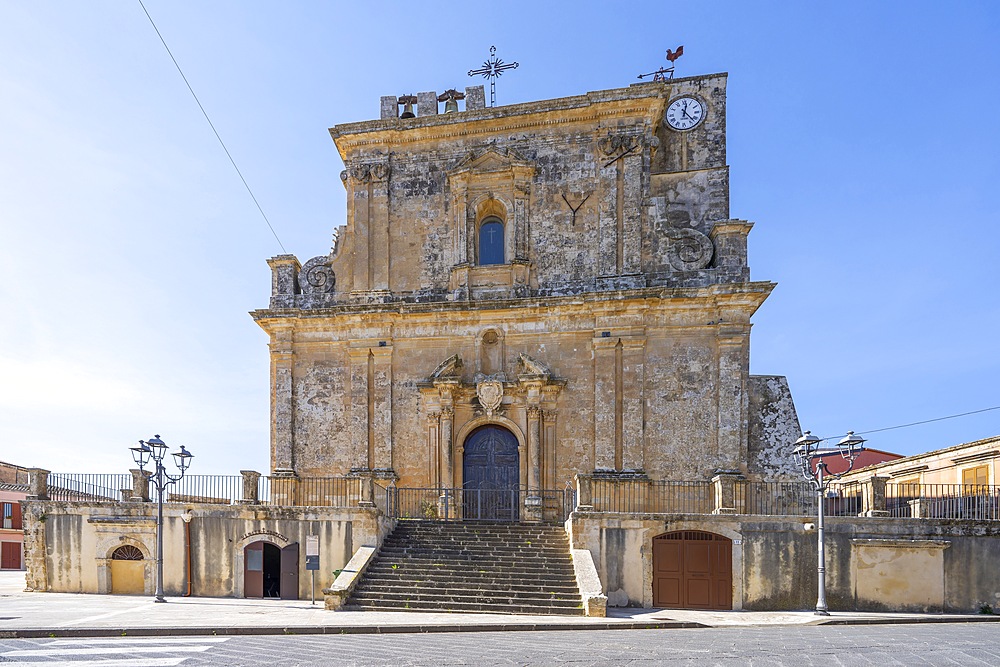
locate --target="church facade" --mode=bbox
[252,72,801,505]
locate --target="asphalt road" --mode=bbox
[2,624,999,666]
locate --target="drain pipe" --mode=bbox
[181,510,193,596]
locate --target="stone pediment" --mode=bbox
[448,147,534,177]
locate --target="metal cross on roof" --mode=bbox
[468,46,519,107]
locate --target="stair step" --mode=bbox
[355,582,581,595]
[349,591,582,606]
[341,600,584,616]
[346,520,581,616]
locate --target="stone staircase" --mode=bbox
[344,520,584,615]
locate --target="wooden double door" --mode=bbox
[653,531,732,610]
[462,425,520,521]
[244,541,299,599]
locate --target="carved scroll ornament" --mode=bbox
[298,256,336,294]
[666,228,714,271]
[598,133,640,158]
[348,162,391,183]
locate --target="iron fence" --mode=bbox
[164,475,244,504]
[387,487,571,523]
[886,483,1000,520]
[47,474,131,502]
[591,478,714,514]
[259,476,362,507]
[46,473,364,508]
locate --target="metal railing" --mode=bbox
[886,484,1000,520]
[387,487,571,523]
[164,475,244,504]
[260,476,363,507]
[38,473,1000,521]
[47,474,131,502]
[45,473,363,508]
[591,478,714,514]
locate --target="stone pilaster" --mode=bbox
[592,336,617,471]
[621,337,645,472]
[370,344,394,473]
[716,326,749,470]
[348,347,372,471]
[527,406,542,492]
[440,406,454,488]
[270,328,295,475]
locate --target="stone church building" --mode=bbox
[20,72,1000,615]
[253,72,801,503]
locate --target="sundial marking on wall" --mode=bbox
[468,46,519,107]
[561,192,591,226]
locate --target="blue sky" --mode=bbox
[1,1,997,474]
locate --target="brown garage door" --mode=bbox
[653,531,732,610]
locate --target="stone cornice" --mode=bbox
[328,73,728,159]
[250,280,774,324]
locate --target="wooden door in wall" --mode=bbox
[1,541,21,569]
[652,531,732,610]
[462,425,520,521]
[280,542,299,600]
[244,542,264,598]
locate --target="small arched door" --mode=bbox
[110,545,145,595]
[653,531,732,610]
[462,425,520,521]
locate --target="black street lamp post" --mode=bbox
[792,430,866,615]
[130,434,193,603]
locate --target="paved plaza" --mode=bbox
[2,571,1000,665]
[3,625,1000,666]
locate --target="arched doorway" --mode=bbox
[244,541,299,599]
[652,531,732,610]
[110,545,145,595]
[462,424,520,521]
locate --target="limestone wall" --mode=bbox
[21,500,390,599]
[569,512,1000,613]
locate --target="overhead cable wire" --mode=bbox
[137,0,287,253]
[817,405,1000,442]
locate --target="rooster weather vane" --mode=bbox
[638,45,684,81]
[468,46,519,107]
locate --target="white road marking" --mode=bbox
[6,660,185,667]
[46,637,230,645]
[55,603,151,627]
[3,644,212,656]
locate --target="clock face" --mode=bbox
[666,97,705,131]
